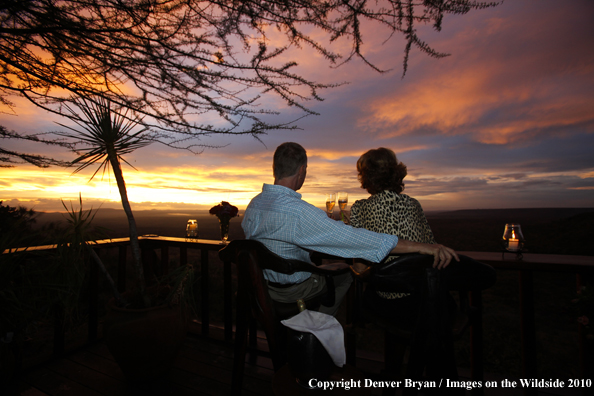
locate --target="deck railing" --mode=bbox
[457,251,594,396]
[4,237,594,395]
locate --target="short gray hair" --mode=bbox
[273,142,307,179]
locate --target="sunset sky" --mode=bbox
[1,0,593,214]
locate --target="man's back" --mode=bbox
[242,183,399,284]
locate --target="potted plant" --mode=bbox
[0,202,89,387]
[56,98,198,382]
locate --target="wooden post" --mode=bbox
[88,248,99,342]
[519,269,537,396]
[470,289,484,396]
[161,245,169,275]
[201,248,209,335]
[52,304,65,357]
[224,259,233,341]
[117,245,127,292]
[345,280,357,366]
[576,273,594,396]
[180,246,187,267]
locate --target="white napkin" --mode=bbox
[281,310,346,367]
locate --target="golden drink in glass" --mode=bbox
[337,192,348,210]
[325,193,336,218]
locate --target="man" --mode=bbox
[242,142,458,316]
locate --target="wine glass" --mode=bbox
[337,192,349,223]
[325,193,336,218]
[337,192,348,211]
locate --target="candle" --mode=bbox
[186,220,198,237]
[508,238,519,251]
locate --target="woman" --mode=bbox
[350,147,435,251]
[350,147,495,387]
[350,147,435,316]
[350,147,495,318]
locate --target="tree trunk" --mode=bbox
[107,148,150,308]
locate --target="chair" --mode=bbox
[349,254,482,395]
[218,239,349,395]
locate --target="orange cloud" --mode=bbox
[359,52,594,146]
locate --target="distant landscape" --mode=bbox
[427,207,594,256]
[33,206,594,256]
[33,209,247,242]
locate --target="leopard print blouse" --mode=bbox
[350,190,436,298]
[350,191,435,244]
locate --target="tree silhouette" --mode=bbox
[56,97,153,306]
[1,0,499,307]
[1,0,498,165]
[1,126,73,167]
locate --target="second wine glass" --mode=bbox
[337,192,348,211]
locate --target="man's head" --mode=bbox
[273,142,307,179]
[273,142,307,190]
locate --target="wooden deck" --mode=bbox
[6,332,584,396]
[4,238,592,396]
[9,334,275,396]
[7,333,386,396]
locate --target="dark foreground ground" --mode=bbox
[8,331,587,396]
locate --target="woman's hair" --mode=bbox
[357,147,407,195]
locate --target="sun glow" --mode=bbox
[0,164,264,211]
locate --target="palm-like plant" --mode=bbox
[57,98,153,308]
[59,194,127,308]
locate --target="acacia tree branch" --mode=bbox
[0,125,73,167]
[1,0,499,143]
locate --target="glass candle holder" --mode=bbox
[186,219,198,238]
[502,223,524,252]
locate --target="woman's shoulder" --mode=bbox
[352,192,384,208]
[353,191,422,209]
[351,197,365,210]
[382,192,426,214]
[375,190,418,204]
[396,193,421,205]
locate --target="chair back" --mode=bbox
[232,241,286,351]
[350,253,486,390]
[367,253,435,293]
[220,239,352,394]
[220,239,341,320]
[219,240,333,371]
